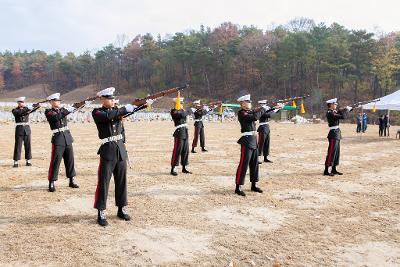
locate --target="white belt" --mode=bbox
[242,131,257,136]
[15,122,29,126]
[259,122,269,126]
[101,134,123,144]
[175,124,187,129]
[194,119,203,122]
[52,126,69,134]
[329,126,339,130]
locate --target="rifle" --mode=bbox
[72,96,99,109]
[254,94,310,112]
[123,84,188,118]
[25,99,49,114]
[339,99,380,112]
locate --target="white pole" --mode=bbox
[387,109,390,137]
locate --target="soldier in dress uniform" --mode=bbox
[257,100,281,164]
[45,93,79,192]
[12,97,40,168]
[92,87,152,226]
[170,96,192,176]
[324,98,352,176]
[191,100,211,153]
[235,94,270,196]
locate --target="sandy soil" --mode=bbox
[0,121,399,266]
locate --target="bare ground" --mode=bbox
[0,121,399,266]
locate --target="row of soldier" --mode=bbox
[9,87,351,226]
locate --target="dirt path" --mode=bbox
[0,121,399,266]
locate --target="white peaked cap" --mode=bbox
[326,98,338,104]
[97,87,115,97]
[47,93,61,101]
[237,94,251,102]
[172,97,184,102]
[193,100,201,105]
[258,100,267,104]
[16,96,26,102]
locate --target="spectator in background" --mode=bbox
[379,115,385,137]
[362,113,368,133]
[356,112,362,133]
[384,115,389,136]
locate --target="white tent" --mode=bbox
[362,89,400,111]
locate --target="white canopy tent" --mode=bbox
[362,89,400,137]
[362,89,400,111]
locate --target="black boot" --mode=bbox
[332,166,343,175]
[182,166,192,174]
[264,157,273,163]
[235,185,246,196]
[26,160,32,166]
[97,209,108,226]
[323,166,334,176]
[117,206,131,221]
[251,182,263,193]
[201,147,208,152]
[170,167,178,176]
[69,177,79,188]
[48,181,56,192]
[13,161,18,168]
[191,148,197,153]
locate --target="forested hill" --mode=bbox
[1,19,400,112]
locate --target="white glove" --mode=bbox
[346,106,353,112]
[261,105,269,111]
[84,100,93,106]
[190,107,196,113]
[203,105,210,112]
[146,99,154,105]
[125,104,137,113]
[277,103,285,108]
[66,106,76,113]
[27,104,33,110]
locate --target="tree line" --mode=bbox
[1,18,400,113]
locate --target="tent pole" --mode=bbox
[387,110,390,137]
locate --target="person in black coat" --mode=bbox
[383,115,389,136]
[234,94,270,196]
[256,100,281,163]
[379,115,385,137]
[12,96,40,167]
[170,97,191,176]
[92,87,151,227]
[191,100,211,153]
[45,93,79,192]
[324,98,352,176]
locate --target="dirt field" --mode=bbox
[0,121,399,266]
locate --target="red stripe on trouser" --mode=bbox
[236,145,245,184]
[93,159,102,208]
[326,139,334,166]
[171,138,179,166]
[192,127,198,148]
[48,144,55,181]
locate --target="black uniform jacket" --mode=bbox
[45,108,74,146]
[237,108,266,149]
[171,109,189,139]
[326,109,349,140]
[12,107,37,136]
[257,109,279,134]
[92,106,129,161]
[193,108,209,128]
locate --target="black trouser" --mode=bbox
[384,126,389,136]
[48,144,76,181]
[325,138,340,167]
[356,123,361,133]
[13,134,31,161]
[171,137,189,167]
[257,131,270,159]
[379,127,383,137]
[94,153,127,210]
[192,126,205,149]
[235,145,259,185]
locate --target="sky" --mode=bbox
[0,0,399,54]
